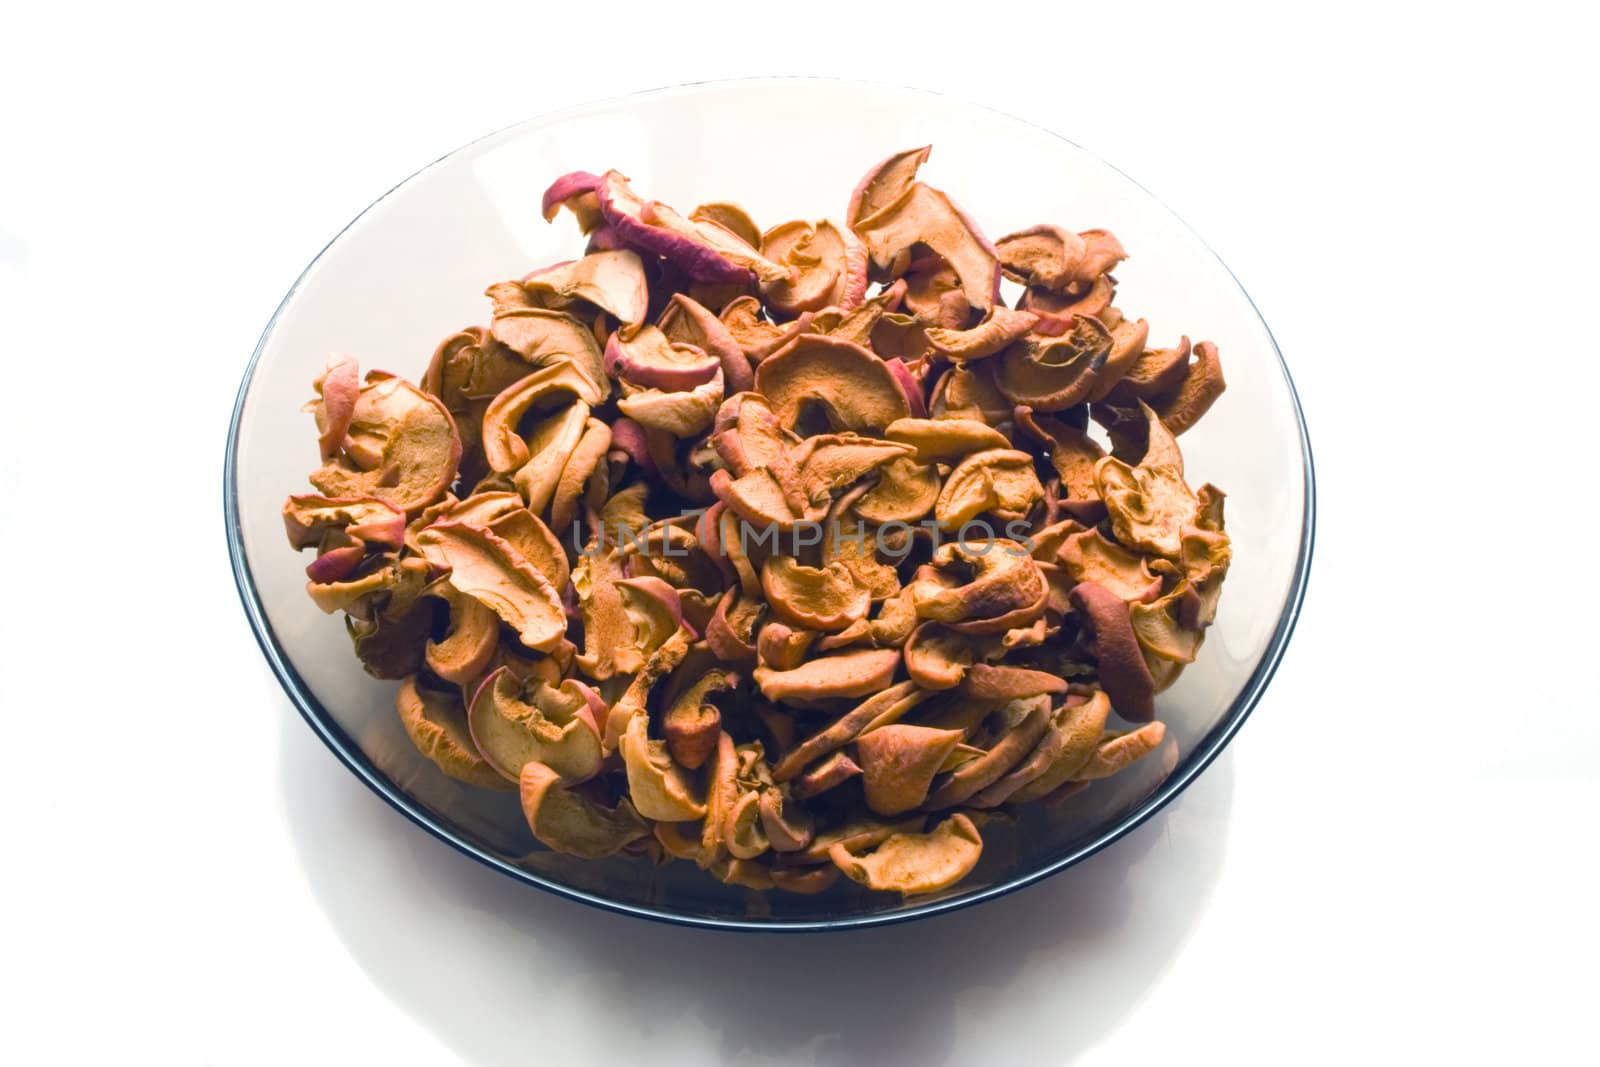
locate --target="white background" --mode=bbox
[3,2,1595,1063]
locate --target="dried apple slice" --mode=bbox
[487,306,609,401]
[759,219,869,315]
[1069,581,1157,723]
[925,306,1038,362]
[762,557,871,632]
[993,316,1114,412]
[659,293,755,393]
[282,494,405,553]
[719,295,813,362]
[596,170,788,285]
[935,448,1045,528]
[520,761,649,858]
[753,647,902,706]
[855,724,966,816]
[884,417,1010,463]
[769,681,929,782]
[754,335,911,434]
[520,249,648,328]
[308,371,461,514]
[977,691,1112,805]
[396,675,509,791]
[414,522,565,653]
[1073,721,1167,780]
[479,360,603,473]
[995,225,1126,290]
[424,582,499,685]
[604,324,720,390]
[620,712,706,821]
[829,813,984,896]
[911,540,1049,635]
[847,147,1000,312]
[309,354,359,461]
[661,667,735,771]
[690,201,762,247]
[1095,402,1200,558]
[923,695,1052,809]
[1057,527,1162,603]
[540,171,605,231]
[616,369,724,437]
[468,668,604,783]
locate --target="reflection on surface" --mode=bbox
[281,709,1235,1066]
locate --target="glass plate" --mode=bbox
[225,78,1314,930]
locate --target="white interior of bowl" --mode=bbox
[229,80,1309,926]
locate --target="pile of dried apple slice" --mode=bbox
[283,147,1229,897]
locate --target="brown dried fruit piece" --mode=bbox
[847,147,1000,312]
[762,557,871,632]
[519,249,649,328]
[309,371,461,514]
[620,711,706,821]
[829,813,984,896]
[754,647,901,706]
[912,540,1049,635]
[520,761,650,858]
[935,448,1044,529]
[856,724,966,816]
[754,335,911,433]
[395,675,509,791]
[414,522,566,653]
[977,690,1114,805]
[1069,581,1157,723]
[1095,402,1199,558]
[468,668,604,784]
[995,225,1127,290]
[760,219,868,315]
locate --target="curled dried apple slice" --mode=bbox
[659,293,755,393]
[856,724,966,816]
[1069,581,1157,723]
[924,695,1052,809]
[616,369,724,437]
[995,225,1126,290]
[604,324,720,390]
[828,813,984,896]
[762,557,870,632]
[308,371,461,514]
[520,249,648,328]
[424,582,499,685]
[977,691,1112,806]
[396,675,509,791]
[479,360,603,473]
[847,147,1000,312]
[925,306,1038,362]
[596,170,788,285]
[1095,402,1200,558]
[520,761,649,859]
[414,522,565,653]
[753,647,902,707]
[759,219,869,315]
[468,668,604,783]
[912,540,1049,635]
[754,335,911,434]
[935,448,1045,529]
[620,711,706,822]
[1073,721,1167,780]
[540,171,605,231]
[487,306,609,401]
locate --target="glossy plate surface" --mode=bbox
[225,79,1314,930]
